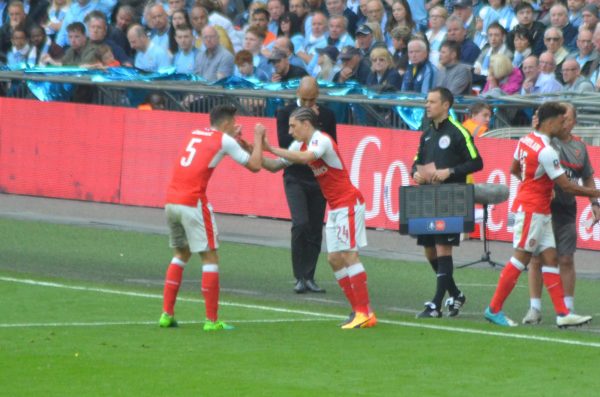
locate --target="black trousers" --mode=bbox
[283,173,326,281]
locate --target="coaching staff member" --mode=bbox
[411,87,483,318]
[276,76,337,293]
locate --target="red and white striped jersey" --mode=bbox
[166,128,250,206]
[284,130,364,209]
[512,131,564,214]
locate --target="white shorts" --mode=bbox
[325,201,367,253]
[165,201,219,253]
[512,212,555,255]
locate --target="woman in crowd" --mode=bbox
[512,26,532,68]
[168,9,192,55]
[482,53,523,95]
[425,5,447,67]
[366,47,403,91]
[385,0,418,51]
[314,45,340,81]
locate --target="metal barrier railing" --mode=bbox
[2,70,600,132]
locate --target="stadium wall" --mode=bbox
[2,97,600,250]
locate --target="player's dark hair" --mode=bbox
[430,86,454,108]
[290,107,318,127]
[210,104,237,126]
[536,102,566,128]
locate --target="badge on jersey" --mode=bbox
[553,159,560,170]
[439,135,451,149]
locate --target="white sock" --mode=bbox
[530,298,542,311]
[564,296,574,312]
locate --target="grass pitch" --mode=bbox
[1,218,600,396]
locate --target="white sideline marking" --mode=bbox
[0,318,331,328]
[2,276,600,348]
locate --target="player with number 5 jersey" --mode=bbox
[159,105,265,331]
[262,107,376,329]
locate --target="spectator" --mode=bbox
[519,55,562,94]
[482,53,523,95]
[127,23,172,72]
[355,23,378,61]
[325,0,358,39]
[365,0,386,36]
[296,10,328,72]
[276,12,304,57]
[233,48,270,80]
[477,0,515,47]
[44,0,69,42]
[537,0,558,26]
[269,47,308,81]
[446,15,480,64]
[289,0,309,29]
[462,102,492,137]
[543,27,569,82]
[110,5,136,57]
[198,0,241,52]
[473,22,513,84]
[195,25,234,81]
[85,10,132,66]
[172,25,198,74]
[401,37,437,94]
[561,58,595,91]
[506,2,546,56]
[333,45,370,84]
[426,5,448,66]
[267,0,286,35]
[435,39,472,95]
[272,36,306,68]
[168,10,192,54]
[167,0,186,16]
[569,0,585,28]
[251,8,276,46]
[190,4,233,53]
[0,1,31,54]
[390,25,411,78]
[581,4,599,32]
[366,46,403,90]
[95,43,120,67]
[511,26,533,68]
[385,0,418,51]
[567,27,597,77]
[55,0,103,48]
[550,3,578,51]
[58,22,98,65]
[6,26,28,67]
[27,24,64,66]
[451,0,475,40]
[244,25,270,71]
[148,4,170,52]
[326,14,355,51]
[314,45,340,81]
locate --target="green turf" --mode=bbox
[1,218,600,396]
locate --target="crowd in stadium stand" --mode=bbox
[2,0,600,101]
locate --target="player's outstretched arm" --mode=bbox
[268,145,316,165]
[262,157,287,172]
[245,124,265,172]
[554,174,600,198]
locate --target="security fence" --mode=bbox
[1,70,600,135]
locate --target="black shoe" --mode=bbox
[305,279,325,293]
[445,293,466,317]
[416,302,442,318]
[294,279,307,293]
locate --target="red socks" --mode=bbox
[162,258,186,315]
[335,269,357,311]
[489,258,525,313]
[202,264,220,322]
[542,267,569,316]
[347,263,371,315]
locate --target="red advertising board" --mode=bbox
[2,98,600,250]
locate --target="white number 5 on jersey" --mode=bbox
[180,138,203,167]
